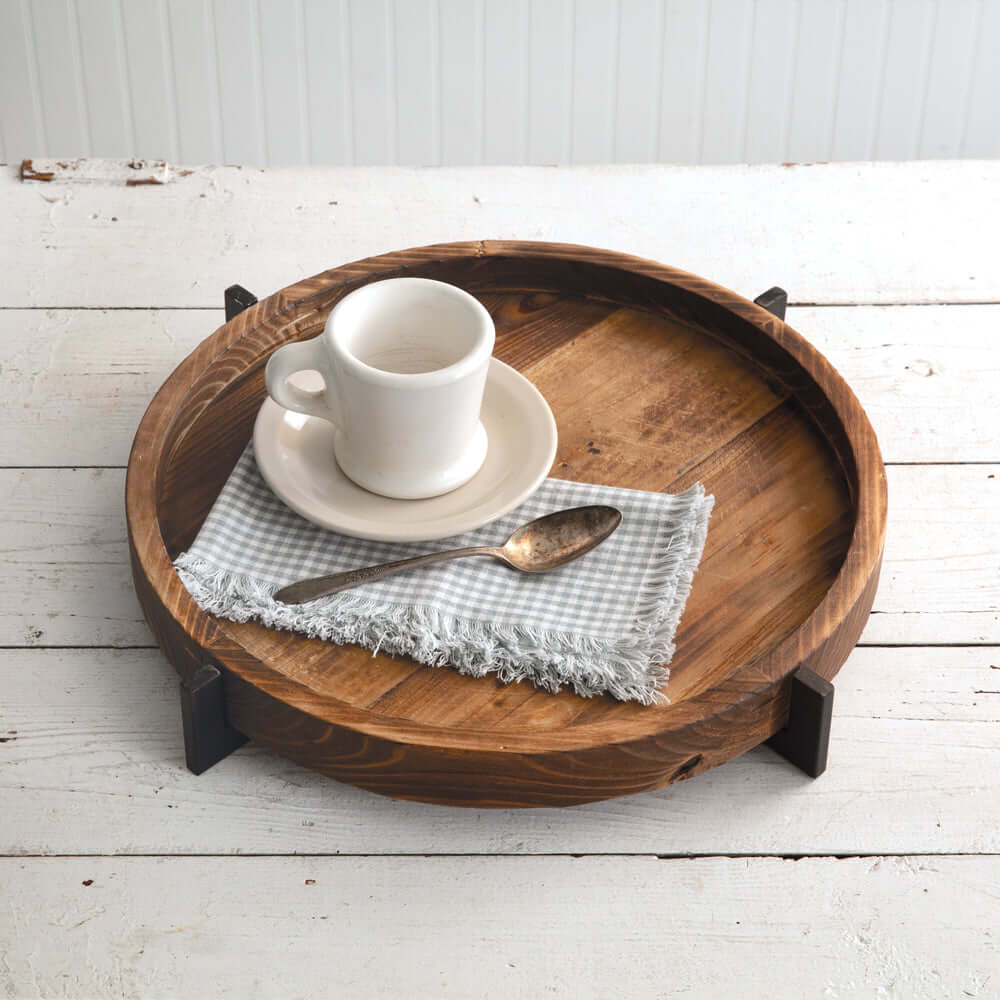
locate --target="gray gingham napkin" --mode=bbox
[174,446,714,704]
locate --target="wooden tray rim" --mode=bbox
[126,240,888,756]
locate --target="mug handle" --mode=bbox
[264,337,339,425]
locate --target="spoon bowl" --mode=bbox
[274,505,623,604]
[498,506,623,572]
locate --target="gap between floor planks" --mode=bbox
[0,851,997,860]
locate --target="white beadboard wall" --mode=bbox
[0,0,998,167]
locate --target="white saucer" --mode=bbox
[253,358,558,542]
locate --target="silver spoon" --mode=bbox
[273,505,623,605]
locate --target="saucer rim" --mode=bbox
[252,358,558,542]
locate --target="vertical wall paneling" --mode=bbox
[113,0,137,155]
[118,1,176,160]
[296,0,311,162]
[961,0,1000,157]
[570,0,619,163]
[303,0,353,165]
[75,0,133,157]
[164,0,223,164]
[614,0,664,162]
[527,0,572,164]
[28,0,89,156]
[786,0,846,163]
[348,0,394,164]
[743,0,796,163]
[482,0,528,164]
[66,0,94,155]
[657,0,710,162]
[2,0,998,166]
[874,0,937,159]
[699,0,755,163]
[393,0,439,165]
[212,0,266,165]
[256,0,309,165]
[919,0,981,158]
[0,1,44,157]
[439,0,483,165]
[829,0,890,161]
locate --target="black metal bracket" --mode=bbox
[766,667,834,778]
[753,287,835,777]
[225,284,258,321]
[176,279,260,777]
[180,665,249,775]
[753,286,788,321]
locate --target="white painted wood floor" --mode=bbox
[1,160,998,999]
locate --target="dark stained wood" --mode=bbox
[126,241,887,807]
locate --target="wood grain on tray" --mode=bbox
[127,240,887,807]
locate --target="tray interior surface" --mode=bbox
[156,277,854,739]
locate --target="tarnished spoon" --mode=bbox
[273,505,623,605]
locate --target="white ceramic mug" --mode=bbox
[265,277,495,500]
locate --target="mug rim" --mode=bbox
[323,277,495,387]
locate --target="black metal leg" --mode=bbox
[172,278,260,776]
[766,667,834,778]
[753,286,788,321]
[180,665,249,775]
[753,282,834,777]
[225,284,258,321]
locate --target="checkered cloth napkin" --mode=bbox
[174,446,713,704]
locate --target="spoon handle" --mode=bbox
[273,545,500,604]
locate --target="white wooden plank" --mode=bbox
[0,308,217,467]
[830,0,890,160]
[482,0,528,164]
[1,855,996,999]
[613,0,662,163]
[27,0,90,157]
[72,0,133,158]
[120,0,178,161]
[348,0,394,164]
[392,0,439,165]
[258,0,310,166]
[862,464,1000,645]
[917,0,980,158]
[18,156,171,183]
[0,0,45,157]
[0,436,1000,645]
[743,0,798,164]
[0,457,995,648]
[962,0,1000,158]
[213,0,268,165]
[570,0,618,164]
[873,0,936,160]
[865,612,1000,647]
[2,646,999,856]
[439,0,483,165]
[1,304,996,468]
[698,0,754,163]
[0,470,145,648]
[302,0,353,166]
[0,302,997,644]
[657,0,709,162]
[4,159,999,307]
[526,0,572,164]
[785,0,845,163]
[790,304,1000,465]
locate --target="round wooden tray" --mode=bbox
[127,241,886,807]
